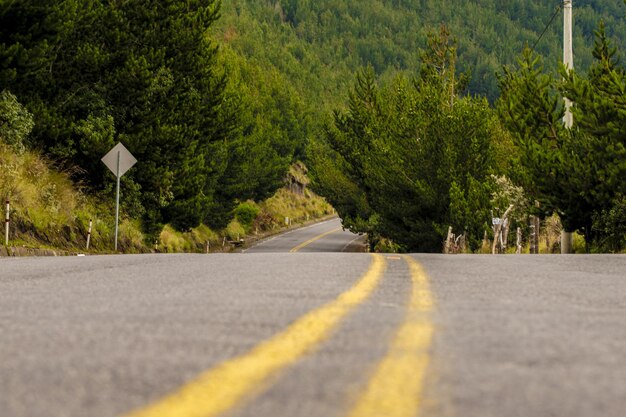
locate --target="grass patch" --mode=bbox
[2,148,333,254]
[225,219,246,240]
[159,225,190,253]
[1,141,144,252]
[259,188,333,230]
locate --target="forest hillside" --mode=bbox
[217,1,626,104]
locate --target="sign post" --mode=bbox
[101,143,137,252]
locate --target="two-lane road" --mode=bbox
[2,220,626,417]
[244,218,367,253]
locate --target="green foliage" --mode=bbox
[225,219,246,240]
[218,1,626,108]
[498,22,626,250]
[234,201,261,232]
[0,0,298,236]
[307,137,372,233]
[0,90,33,153]
[497,49,572,216]
[159,225,193,253]
[310,29,500,252]
[592,195,626,253]
[218,2,626,253]
[0,1,220,230]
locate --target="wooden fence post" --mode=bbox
[444,226,453,254]
[4,200,9,246]
[86,219,93,250]
[492,205,514,254]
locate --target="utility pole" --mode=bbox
[563,0,574,128]
[561,0,574,254]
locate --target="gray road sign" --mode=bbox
[101,143,137,178]
[101,143,137,252]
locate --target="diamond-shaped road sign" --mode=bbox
[101,142,137,178]
[101,142,137,252]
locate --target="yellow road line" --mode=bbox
[347,255,434,417]
[123,254,387,417]
[289,227,343,252]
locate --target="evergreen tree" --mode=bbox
[310,28,499,252]
[561,21,626,249]
[0,0,279,233]
[498,23,626,249]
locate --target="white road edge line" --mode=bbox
[341,235,365,252]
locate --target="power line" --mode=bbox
[531,2,564,53]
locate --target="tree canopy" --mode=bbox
[0,0,299,234]
[2,0,626,252]
[498,21,626,251]
[309,28,502,252]
[217,0,626,108]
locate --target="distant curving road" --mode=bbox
[244,217,367,253]
[2,223,626,417]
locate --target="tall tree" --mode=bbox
[0,0,261,232]
[310,28,499,252]
[561,21,626,249]
[498,23,626,248]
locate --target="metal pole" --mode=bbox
[4,200,9,246]
[561,0,574,253]
[114,151,120,252]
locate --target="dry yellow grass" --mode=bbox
[2,145,332,254]
[259,188,333,229]
[0,141,144,252]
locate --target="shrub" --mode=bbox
[234,201,260,231]
[225,220,246,240]
[592,196,626,253]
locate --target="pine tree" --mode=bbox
[310,29,499,252]
[0,0,251,232]
[561,22,626,248]
[499,23,626,249]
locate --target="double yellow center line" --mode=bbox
[347,256,435,417]
[289,227,343,252]
[124,254,386,417]
[123,255,435,417]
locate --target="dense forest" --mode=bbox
[0,0,302,239]
[217,0,626,105]
[216,1,626,252]
[1,0,626,252]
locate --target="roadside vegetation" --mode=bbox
[0,1,329,254]
[0,91,144,252]
[1,1,625,254]
[0,89,331,254]
[309,23,626,253]
[0,119,331,254]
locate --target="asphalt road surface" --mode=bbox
[243,218,367,253]
[2,222,626,417]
